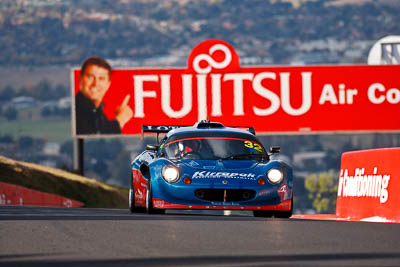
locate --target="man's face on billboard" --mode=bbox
[80,64,111,107]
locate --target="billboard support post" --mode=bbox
[73,138,84,176]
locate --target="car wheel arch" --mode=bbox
[140,163,150,178]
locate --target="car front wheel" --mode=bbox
[253,198,293,218]
[253,210,274,218]
[146,180,165,215]
[129,171,136,213]
[274,198,293,218]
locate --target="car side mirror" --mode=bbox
[269,146,280,154]
[146,145,159,151]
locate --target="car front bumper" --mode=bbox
[151,178,293,211]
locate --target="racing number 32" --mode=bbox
[244,141,263,152]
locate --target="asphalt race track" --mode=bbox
[1,206,400,266]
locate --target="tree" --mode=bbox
[0,85,16,102]
[60,140,73,158]
[93,159,110,178]
[33,79,52,101]
[4,106,17,121]
[109,150,131,187]
[18,136,34,151]
[0,134,14,143]
[54,84,68,98]
[305,170,338,213]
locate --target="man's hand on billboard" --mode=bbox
[115,94,133,129]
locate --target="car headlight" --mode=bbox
[267,169,283,184]
[162,165,180,183]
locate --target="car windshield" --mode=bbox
[162,137,268,160]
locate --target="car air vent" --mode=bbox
[195,189,256,202]
[195,121,225,129]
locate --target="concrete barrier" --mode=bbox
[0,182,84,208]
[336,147,400,223]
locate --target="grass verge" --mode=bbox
[0,118,71,143]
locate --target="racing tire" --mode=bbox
[129,189,136,213]
[253,198,293,218]
[253,210,274,218]
[129,171,137,213]
[146,179,165,215]
[274,197,293,218]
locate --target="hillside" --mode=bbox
[0,155,129,208]
[1,0,399,66]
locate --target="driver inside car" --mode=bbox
[175,139,202,159]
[183,139,201,153]
[163,139,203,159]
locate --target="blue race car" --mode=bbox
[129,121,293,217]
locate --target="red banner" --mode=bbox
[71,39,400,137]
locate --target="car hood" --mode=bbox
[178,159,259,171]
[169,159,266,186]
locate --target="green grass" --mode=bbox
[0,118,72,143]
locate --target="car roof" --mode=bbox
[165,124,257,140]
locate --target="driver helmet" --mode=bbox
[184,139,201,153]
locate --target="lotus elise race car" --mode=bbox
[129,121,293,217]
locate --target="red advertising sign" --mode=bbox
[71,39,400,137]
[336,148,400,223]
[0,182,84,208]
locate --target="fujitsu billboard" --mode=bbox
[71,39,400,137]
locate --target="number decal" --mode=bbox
[244,141,253,148]
[254,143,263,152]
[244,141,263,152]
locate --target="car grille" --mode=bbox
[194,189,256,202]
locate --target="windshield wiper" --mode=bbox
[221,153,268,160]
